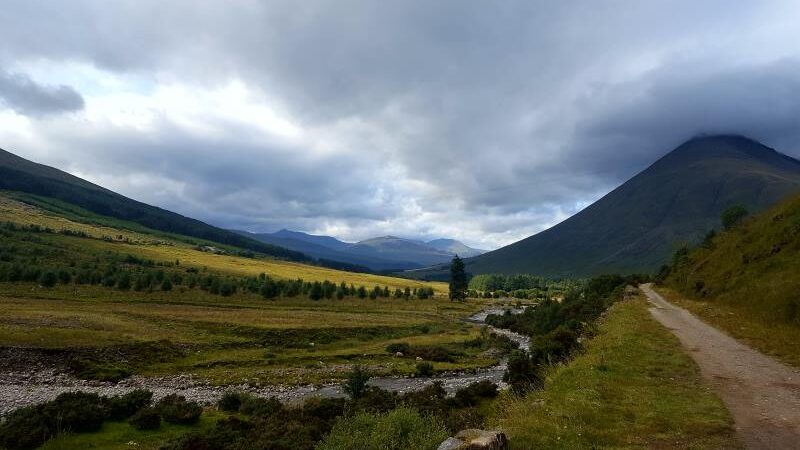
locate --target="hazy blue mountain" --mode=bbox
[238,230,420,271]
[242,230,477,270]
[270,229,351,251]
[346,236,455,267]
[426,238,486,258]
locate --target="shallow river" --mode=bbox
[0,307,529,415]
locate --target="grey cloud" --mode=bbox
[0,71,84,116]
[1,1,800,248]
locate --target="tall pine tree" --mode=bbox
[449,255,467,301]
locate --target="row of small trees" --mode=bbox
[0,258,437,301]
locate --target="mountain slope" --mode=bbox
[464,135,800,276]
[426,239,486,258]
[0,148,306,261]
[667,191,800,320]
[270,229,351,251]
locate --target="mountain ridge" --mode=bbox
[0,147,307,261]
[242,229,485,270]
[426,135,800,277]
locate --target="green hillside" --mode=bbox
[456,135,800,277]
[0,148,306,261]
[663,191,800,365]
[0,189,466,386]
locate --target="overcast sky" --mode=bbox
[2,1,800,249]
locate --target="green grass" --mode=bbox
[40,410,224,450]
[0,287,490,384]
[666,191,800,367]
[0,192,449,292]
[0,191,495,384]
[488,296,741,450]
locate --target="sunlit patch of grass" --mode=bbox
[488,296,741,450]
[0,191,448,292]
[39,410,225,450]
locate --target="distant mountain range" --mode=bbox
[411,135,800,278]
[238,230,486,271]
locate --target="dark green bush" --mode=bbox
[47,392,107,432]
[453,380,498,407]
[129,406,161,430]
[343,365,371,400]
[38,270,57,287]
[0,392,106,450]
[354,387,397,413]
[0,405,54,450]
[104,389,153,420]
[415,361,434,377]
[67,358,132,382]
[504,350,543,395]
[217,391,244,412]
[157,394,202,425]
[238,395,283,417]
[385,342,410,354]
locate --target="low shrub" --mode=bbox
[238,395,283,418]
[385,342,411,354]
[504,350,543,395]
[343,365,371,400]
[217,391,244,412]
[415,361,434,377]
[104,389,153,420]
[0,392,106,450]
[67,358,132,382]
[453,380,498,407]
[157,394,203,425]
[317,407,448,450]
[354,387,398,413]
[129,406,161,430]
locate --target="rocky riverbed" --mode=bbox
[0,307,530,416]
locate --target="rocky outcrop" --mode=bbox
[437,429,508,450]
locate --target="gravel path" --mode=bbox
[1,308,530,416]
[641,283,800,450]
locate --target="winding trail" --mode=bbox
[641,283,800,449]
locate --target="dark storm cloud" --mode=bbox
[0,71,84,116]
[0,0,799,248]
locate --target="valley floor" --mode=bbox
[489,293,741,449]
[644,284,800,449]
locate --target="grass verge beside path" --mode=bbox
[488,295,741,450]
[655,286,800,369]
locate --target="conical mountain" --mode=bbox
[465,135,800,276]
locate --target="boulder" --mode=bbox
[437,429,508,450]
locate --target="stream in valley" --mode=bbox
[0,307,529,415]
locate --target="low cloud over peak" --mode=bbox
[1,1,799,249]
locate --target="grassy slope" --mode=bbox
[665,192,800,367]
[0,192,447,292]
[0,148,306,260]
[0,192,486,384]
[489,296,740,450]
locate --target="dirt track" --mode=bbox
[641,284,800,450]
